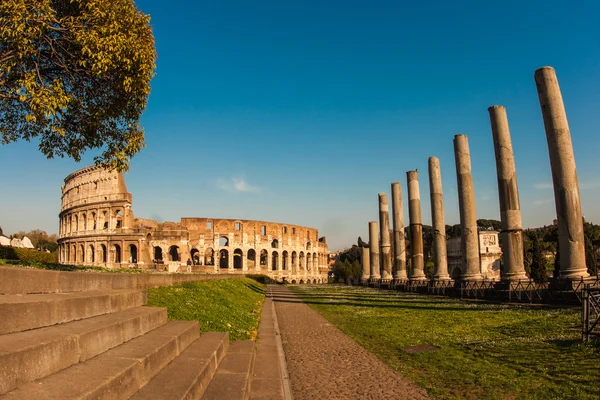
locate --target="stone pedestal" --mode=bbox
[428,157,450,281]
[407,170,426,280]
[453,134,482,281]
[488,106,528,282]
[368,221,381,280]
[391,182,408,280]
[534,67,588,280]
[379,193,393,279]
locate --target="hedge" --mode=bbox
[0,246,58,264]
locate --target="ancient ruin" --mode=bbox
[488,105,528,282]
[407,170,426,280]
[534,66,588,280]
[361,66,594,298]
[378,193,393,280]
[57,166,329,283]
[368,221,380,280]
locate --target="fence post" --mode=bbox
[581,284,589,342]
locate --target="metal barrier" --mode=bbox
[582,285,600,342]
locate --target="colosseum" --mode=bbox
[57,166,330,283]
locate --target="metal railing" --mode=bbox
[582,285,600,342]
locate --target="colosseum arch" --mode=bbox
[204,248,214,266]
[79,244,85,263]
[168,246,179,262]
[57,166,329,282]
[113,244,121,263]
[233,249,243,269]
[282,251,289,270]
[219,249,229,268]
[247,249,256,269]
[260,250,268,269]
[190,249,200,265]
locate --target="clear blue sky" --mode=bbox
[1,0,599,251]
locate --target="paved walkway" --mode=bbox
[271,285,430,400]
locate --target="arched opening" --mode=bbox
[299,251,305,271]
[66,245,70,262]
[204,248,214,266]
[80,244,85,263]
[271,239,279,249]
[154,246,163,263]
[129,244,138,263]
[114,210,123,229]
[272,251,279,271]
[234,249,243,269]
[247,249,256,269]
[260,250,268,269]
[313,279,317,284]
[282,251,289,270]
[101,244,107,263]
[291,279,297,284]
[313,254,318,270]
[169,246,179,262]
[306,252,311,271]
[74,215,79,232]
[190,249,200,265]
[113,244,121,263]
[89,245,95,263]
[92,212,97,230]
[300,279,304,284]
[219,237,229,247]
[72,245,77,263]
[82,214,87,230]
[306,242,311,251]
[291,251,297,272]
[219,249,229,269]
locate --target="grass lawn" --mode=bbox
[147,277,265,341]
[290,284,599,400]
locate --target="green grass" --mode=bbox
[147,277,265,341]
[290,284,599,400]
[0,259,147,273]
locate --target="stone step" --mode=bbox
[0,289,147,335]
[0,321,200,400]
[201,340,256,400]
[0,265,232,295]
[0,306,167,396]
[131,332,229,400]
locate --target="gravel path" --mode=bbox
[271,285,430,400]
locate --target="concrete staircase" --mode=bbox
[0,266,285,400]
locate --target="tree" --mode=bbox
[0,0,156,171]
[528,234,548,283]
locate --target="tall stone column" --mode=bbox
[361,247,370,280]
[391,182,408,280]
[488,106,528,282]
[454,134,482,281]
[428,157,450,281]
[379,193,393,279]
[407,171,426,280]
[368,221,381,280]
[534,67,588,279]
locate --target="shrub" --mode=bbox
[0,246,57,263]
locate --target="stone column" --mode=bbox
[407,171,426,280]
[361,247,370,280]
[428,157,450,281]
[368,221,381,280]
[534,67,588,279]
[379,193,393,279]
[488,106,528,282]
[391,182,408,280]
[454,134,482,281]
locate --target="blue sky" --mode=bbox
[1,0,599,251]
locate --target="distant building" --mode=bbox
[447,231,502,280]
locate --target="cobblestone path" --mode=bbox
[271,285,430,400]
